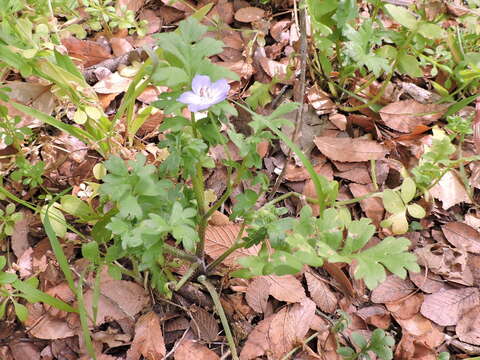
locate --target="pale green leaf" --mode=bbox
[385,4,418,29]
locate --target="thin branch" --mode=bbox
[270,3,308,197]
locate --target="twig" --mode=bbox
[197,275,239,360]
[82,48,149,84]
[270,2,308,198]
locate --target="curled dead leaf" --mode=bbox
[442,222,480,254]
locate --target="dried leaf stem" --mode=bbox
[270,3,308,197]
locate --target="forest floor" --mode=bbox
[1,0,480,359]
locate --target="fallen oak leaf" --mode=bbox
[127,311,166,360]
[305,271,337,314]
[456,305,480,345]
[174,338,220,360]
[204,224,259,268]
[314,137,388,162]
[379,100,448,133]
[442,222,480,254]
[420,287,480,326]
[240,298,316,360]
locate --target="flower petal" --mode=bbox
[188,103,211,112]
[177,91,202,105]
[191,75,211,95]
[210,78,230,104]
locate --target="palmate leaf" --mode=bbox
[351,236,419,289]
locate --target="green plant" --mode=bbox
[338,329,395,360]
[10,156,45,188]
[81,0,148,36]
[0,106,32,150]
[307,0,480,110]
[0,203,23,241]
[381,176,426,235]
[0,255,76,322]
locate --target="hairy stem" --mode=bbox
[163,243,198,263]
[198,275,239,360]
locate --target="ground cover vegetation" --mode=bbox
[0,0,480,358]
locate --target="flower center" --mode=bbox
[199,86,213,98]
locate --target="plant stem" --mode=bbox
[206,222,247,273]
[190,113,208,260]
[197,275,239,360]
[280,331,319,360]
[163,243,197,263]
[174,262,200,291]
[335,191,382,206]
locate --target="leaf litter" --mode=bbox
[2,0,480,358]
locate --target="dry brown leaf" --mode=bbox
[305,272,337,314]
[139,9,162,34]
[117,0,145,13]
[415,244,473,285]
[268,298,316,359]
[456,305,480,345]
[174,338,219,360]
[430,171,471,209]
[239,315,274,360]
[334,162,371,184]
[307,85,336,116]
[246,274,306,312]
[370,275,415,303]
[190,306,219,343]
[409,269,448,294]
[240,298,316,360]
[11,210,30,258]
[442,222,480,254]
[314,137,388,162]
[420,287,480,326]
[270,20,291,42]
[379,100,447,133]
[126,312,166,360]
[25,302,77,339]
[1,81,55,129]
[93,72,132,94]
[62,37,112,67]
[208,211,230,226]
[204,224,259,267]
[245,277,269,313]
[386,293,424,321]
[266,274,306,303]
[8,342,40,360]
[395,313,445,351]
[356,306,391,329]
[110,37,134,57]
[234,6,265,22]
[83,280,150,326]
[258,57,291,83]
[349,183,384,226]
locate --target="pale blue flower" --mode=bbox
[177,75,229,112]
